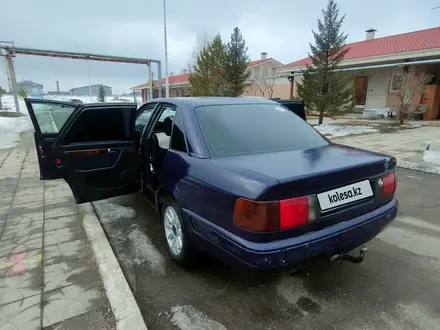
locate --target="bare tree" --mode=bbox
[395,66,433,124]
[187,32,212,70]
[249,76,277,98]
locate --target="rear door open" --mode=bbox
[25,98,77,179]
[275,99,307,121]
[53,103,140,204]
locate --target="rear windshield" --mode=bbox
[195,103,328,157]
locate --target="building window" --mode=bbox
[390,72,402,92]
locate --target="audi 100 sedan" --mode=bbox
[25,97,398,270]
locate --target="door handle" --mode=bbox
[107,149,117,154]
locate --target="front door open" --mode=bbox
[354,76,369,106]
[54,103,140,204]
[25,99,77,179]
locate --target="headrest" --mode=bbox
[163,116,174,136]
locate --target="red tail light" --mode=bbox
[233,196,318,232]
[382,172,396,198]
[279,197,309,230]
[233,199,279,232]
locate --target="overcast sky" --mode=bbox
[1,0,439,94]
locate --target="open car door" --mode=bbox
[25,98,78,179]
[50,103,140,204]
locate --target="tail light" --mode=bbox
[380,171,396,199]
[233,195,318,232]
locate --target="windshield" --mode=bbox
[195,103,328,157]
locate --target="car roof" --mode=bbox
[150,96,278,107]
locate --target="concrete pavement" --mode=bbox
[334,126,440,174]
[0,132,114,329]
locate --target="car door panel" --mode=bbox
[53,103,139,204]
[59,143,139,203]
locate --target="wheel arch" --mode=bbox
[156,185,184,213]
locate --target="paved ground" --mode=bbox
[335,126,440,173]
[0,132,114,330]
[94,168,440,330]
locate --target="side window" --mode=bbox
[152,105,176,133]
[63,107,132,145]
[135,104,156,131]
[170,110,187,153]
[31,103,76,133]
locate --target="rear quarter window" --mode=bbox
[195,103,328,157]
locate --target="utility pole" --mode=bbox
[148,62,153,100]
[86,56,92,101]
[3,47,20,113]
[163,0,169,97]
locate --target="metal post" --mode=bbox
[148,62,153,100]
[3,56,12,92]
[86,56,92,100]
[5,53,20,113]
[157,61,163,98]
[288,76,295,100]
[163,0,169,97]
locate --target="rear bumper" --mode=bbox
[185,198,398,270]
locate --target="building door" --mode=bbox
[355,76,369,106]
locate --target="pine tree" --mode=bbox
[97,84,106,102]
[224,27,251,96]
[18,88,27,99]
[296,0,353,124]
[189,34,228,96]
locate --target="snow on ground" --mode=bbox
[46,94,142,104]
[93,199,166,276]
[314,124,379,138]
[170,305,227,330]
[423,150,440,166]
[0,95,33,150]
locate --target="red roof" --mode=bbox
[132,57,283,89]
[132,73,191,89]
[248,58,270,67]
[281,26,440,69]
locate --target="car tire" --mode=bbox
[162,199,196,267]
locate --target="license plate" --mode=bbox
[317,180,373,211]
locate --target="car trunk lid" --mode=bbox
[219,144,395,237]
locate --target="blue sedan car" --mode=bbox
[25,97,398,270]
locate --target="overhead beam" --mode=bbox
[1,46,160,65]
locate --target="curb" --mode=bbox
[397,161,440,175]
[79,203,148,330]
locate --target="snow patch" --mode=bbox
[170,305,227,330]
[128,228,165,275]
[398,302,440,330]
[95,200,137,220]
[423,150,440,166]
[46,95,142,104]
[0,113,33,150]
[314,124,378,138]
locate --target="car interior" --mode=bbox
[145,112,175,188]
[63,108,129,145]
